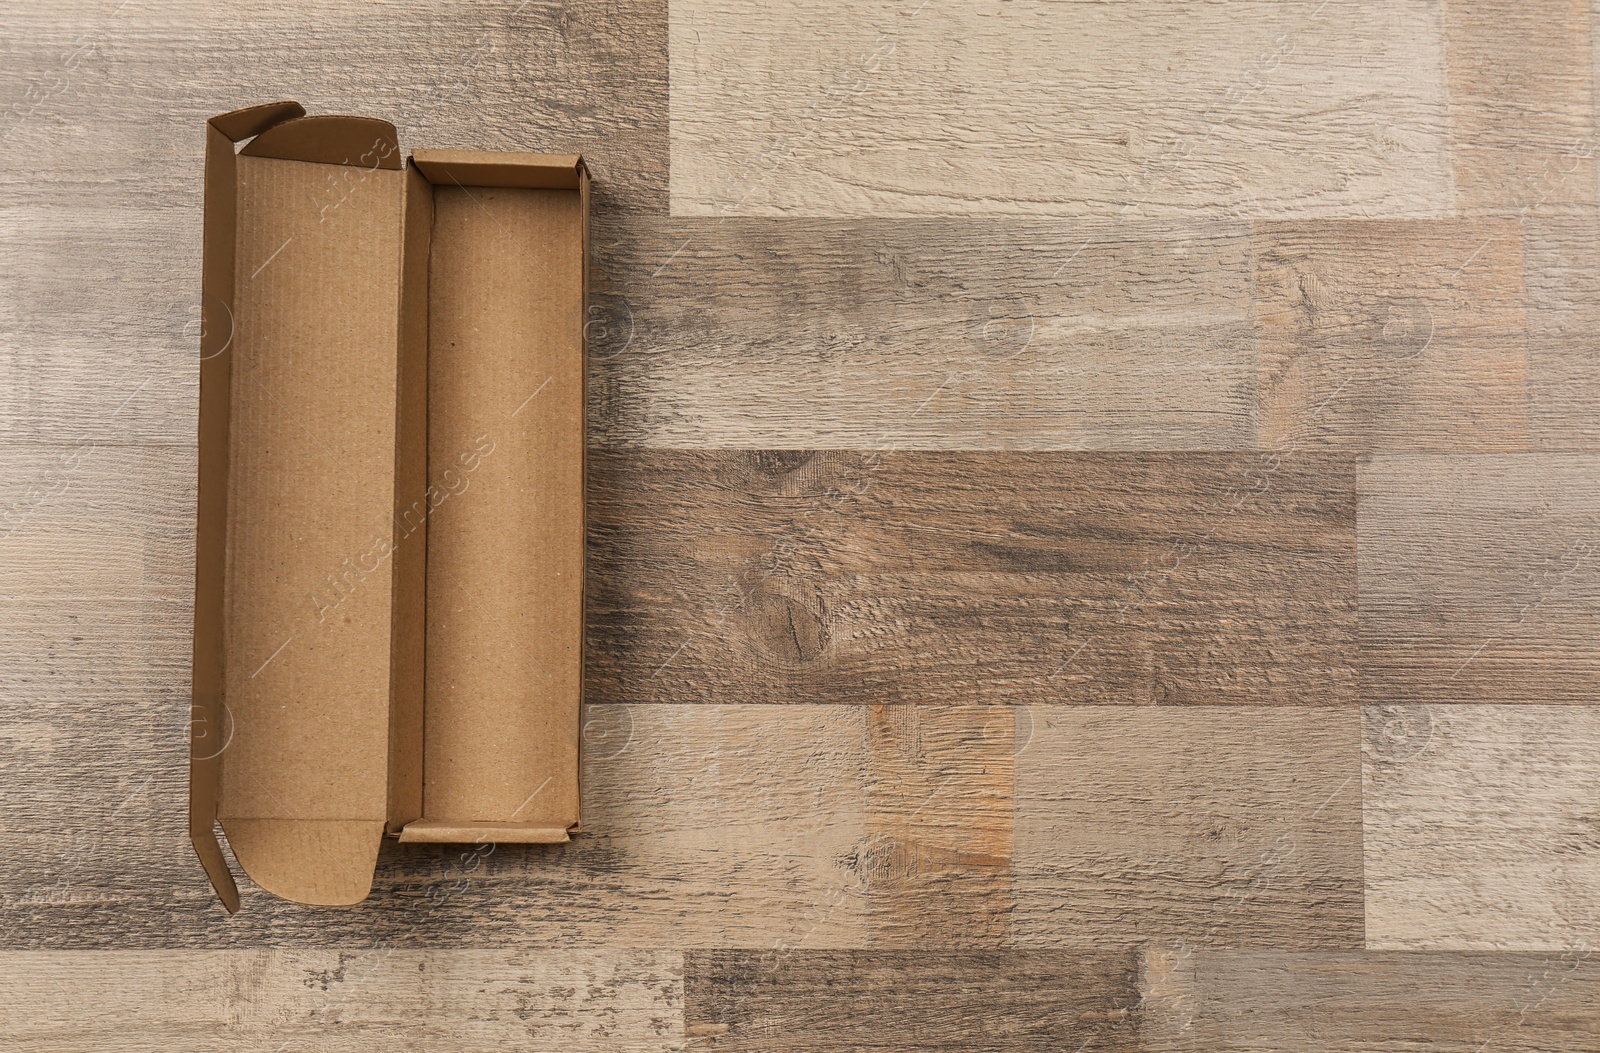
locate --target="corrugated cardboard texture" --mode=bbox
[220,155,404,851]
[412,151,583,190]
[421,177,584,832]
[193,102,307,915]
[385,164,434,833]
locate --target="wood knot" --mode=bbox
[744,582,830,664]
[746,450,816,475]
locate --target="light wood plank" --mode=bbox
[1365,704,1600,949]
[1252,219,1530,451]
[0,703,1013,948]
[861,704,1013,945]
[669,0,1453,218]
[1359,454,1600,703]
[1014,707,1363,946]
[587,450,1357,706]
[683,949,1140,1052]
[588,217,1256,449]
[1444,0,1597,213]
[1523,210,1600,449]
[0,949,683,1052]
[1141,948,1600,1052]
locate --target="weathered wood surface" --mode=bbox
[0,949,685,1052]
[1013,707,1364,947]
[1141,948,1600,1052]
[1359,454,1600,703]
[587,217,1259,449]
[0,703,1010,949]
[1252,219,1530,451]
[1364,704,1600,950]
[1443,0,1596,214]
[0,0,667,444]
[4,0,1600,1046]
[669,0,1455,218]
[684,949,1141,1052]
[587,450,1358,706]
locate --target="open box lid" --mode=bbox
[191,103,586,912]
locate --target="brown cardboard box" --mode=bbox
[191,103,586,911]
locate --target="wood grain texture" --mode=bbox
[1364,704,1600,950]
[1140,948,1600,1052]
[1444,0,1597,213]
[1358,454,1600,703]
[0,0,666,444]
[0,704,1007,949]
[861,704,1013,945]
[683,949,1140,1052]
[587,450,1357,706]
[0,949,683,1052]
[669,0,1453,218]
[6,0,1600,1042]
[587,217,1257,449]
[1014,707,1364,946]
[1523,210,1600,449]
[1252,219,1530,451]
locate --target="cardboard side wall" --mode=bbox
[386,165,433,832]
[192,102,307,914]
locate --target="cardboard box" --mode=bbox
[191,103,586,911]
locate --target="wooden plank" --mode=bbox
[587,450,1358,706]
[588,216,1256,449]
[0,0,666,444]
[1523,211,1600,449]
[1365,704,1600,949]
[1141,948,1600,1052]
[861,704,1013,945]
[0,703,1010,948]
[1443,0,1596,213]
[682,949,1140,1052]
[1252,219,1530,451]
[1014,707,1364,946]
[669,0,1453,218]
[0,949,683,1052]
[1359,454,1600,703]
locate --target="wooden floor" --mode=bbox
[4,0,1600,1048]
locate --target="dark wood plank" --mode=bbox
[1014,707,1363,946]
[587,217,1257,449]
[586,450,1358,706]
[1142,948,1600,1052]
[1252,219,1530,451]
[683,949,1140,1052]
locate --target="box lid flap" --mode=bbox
[240,114,401,170]
[411,149,583,189]
[221,819,386,905]
[208,100,306,142]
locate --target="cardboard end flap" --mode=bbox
[192,104,586,910]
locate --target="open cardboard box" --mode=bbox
[190,102,586,911]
